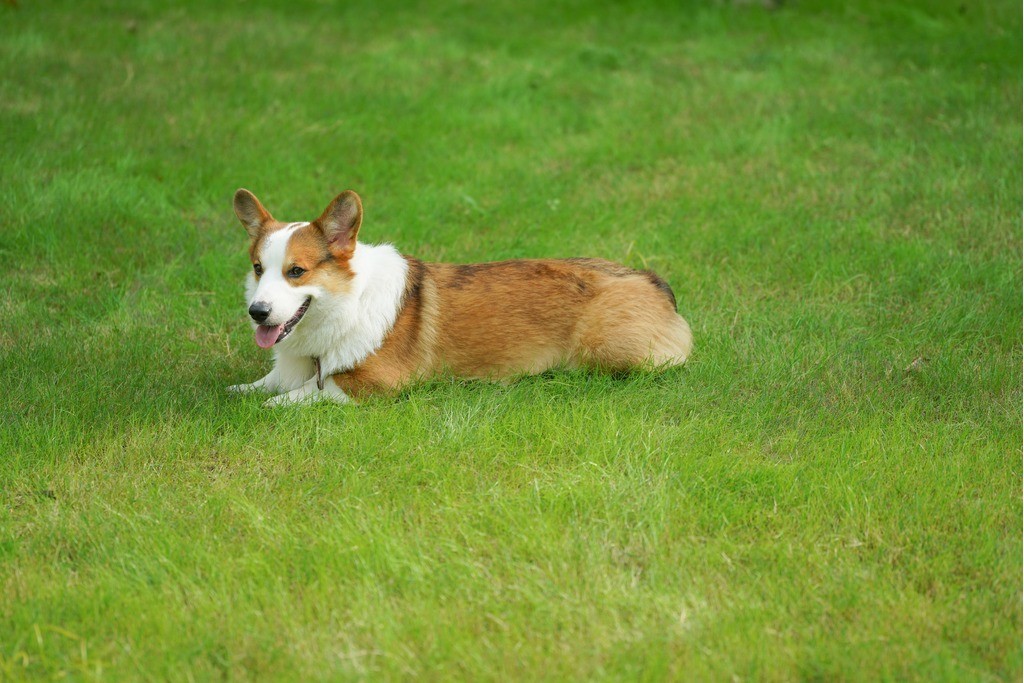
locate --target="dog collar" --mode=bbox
[314,357,325,391]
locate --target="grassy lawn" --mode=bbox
[1,0,1020,679]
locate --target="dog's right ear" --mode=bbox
[233,189,274,239]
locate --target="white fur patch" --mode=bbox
[274,241,408,377]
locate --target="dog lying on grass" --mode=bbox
[228,189,692,406]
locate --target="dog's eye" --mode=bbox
[287,266,306,279]
[253,263,263,276]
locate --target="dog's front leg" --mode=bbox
[227,354,313,395]
[227,368,280,394]
[263,375,350,407]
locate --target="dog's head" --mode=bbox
[233,189,362,348]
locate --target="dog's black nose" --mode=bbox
[248,301,272,324]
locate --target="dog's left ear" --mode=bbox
[315,190,363,259]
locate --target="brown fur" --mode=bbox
[329,256,692,396]
[288,224,353,290]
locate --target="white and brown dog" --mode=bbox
[228,189,692,406]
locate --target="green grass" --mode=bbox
[1,0,1020,679]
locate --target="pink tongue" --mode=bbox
[254,324,284,349]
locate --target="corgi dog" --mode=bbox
[228,189,692,406]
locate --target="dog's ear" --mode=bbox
[315,190,362,259]
[233,189,274,239]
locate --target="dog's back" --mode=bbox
[387,257,692,380]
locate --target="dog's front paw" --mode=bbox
[263,392,297,407]
[227,382,267,394]
[263,384,350,408]
[263,392,319,408]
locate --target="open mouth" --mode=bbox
[254,297,311,349]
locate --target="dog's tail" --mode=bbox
[643,270,677,310]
